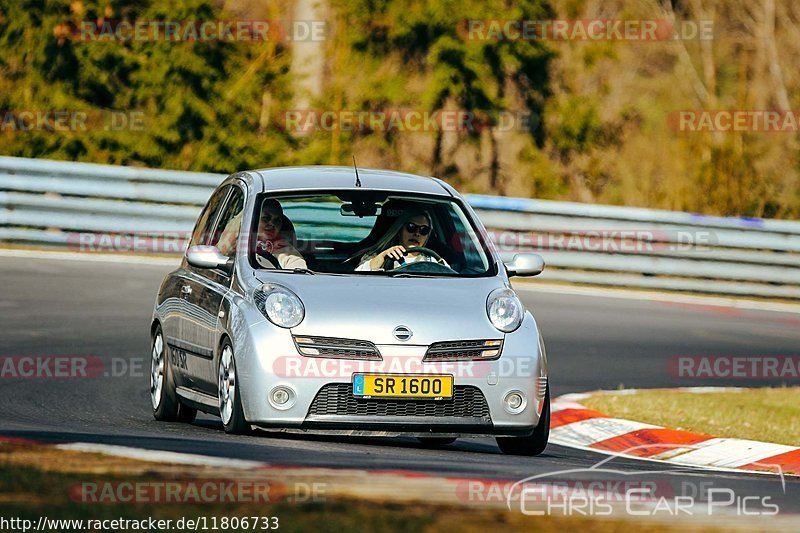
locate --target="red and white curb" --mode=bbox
[550,387,800,476]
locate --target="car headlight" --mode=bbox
[486,287,524,333]
[254,284,305,328]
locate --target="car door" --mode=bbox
[181,184,245,395]
[158,272,187,376]
[171,185,230,387]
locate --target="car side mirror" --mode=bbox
[505,253,545,277]
[186,245,233,272]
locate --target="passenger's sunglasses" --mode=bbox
[404,222,431,236]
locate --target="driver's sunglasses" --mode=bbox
[404,222,431,236]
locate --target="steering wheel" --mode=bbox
[255,241,281,269]
[382,246,456,274]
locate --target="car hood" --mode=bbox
[254,273,509,345]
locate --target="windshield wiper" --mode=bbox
[269,267,316,275]
[289,268,316,275]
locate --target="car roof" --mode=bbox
[250,166,452,196]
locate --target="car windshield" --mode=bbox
[249,191,495,277]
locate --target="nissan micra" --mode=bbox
[150,166,550,455]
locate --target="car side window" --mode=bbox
[209,187,245,257]
[189,186,230,248]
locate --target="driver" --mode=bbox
[254,199,307,269]
[355,209,449,271]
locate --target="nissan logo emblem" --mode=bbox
[393,325,412,341]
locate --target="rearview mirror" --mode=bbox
[186,245,233,272]
[505,253,545,277]
[340,202,380,217]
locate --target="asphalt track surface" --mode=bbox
[1,255,799,520]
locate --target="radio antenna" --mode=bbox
[352,155,362,187]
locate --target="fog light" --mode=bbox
[269,386,295,410]
[503,391,526,414]
[272,389,289,405]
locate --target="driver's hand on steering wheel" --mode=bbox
[370,245,406,270]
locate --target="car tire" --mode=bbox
[417,437,457,446]
[218,340,250,434]
[151,325,181,421]
[495,386,550,456]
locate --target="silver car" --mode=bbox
[149,166,550,455]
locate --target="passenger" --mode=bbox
[254,199,307,269]
[355,209,449,271]
[215,214,242,257]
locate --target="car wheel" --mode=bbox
[151,326,181,421]
[496,386,550,456]
[417,437,457,446]
[218,341,250,434]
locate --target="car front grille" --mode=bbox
[307,383,491,418]
[423,339,503,361]
[292,335,381,360]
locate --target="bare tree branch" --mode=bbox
[763,0,791,110]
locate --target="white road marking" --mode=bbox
[56,442,266,469]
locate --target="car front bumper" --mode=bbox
[233,312,547,437]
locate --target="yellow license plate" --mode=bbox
[353,374,453,399]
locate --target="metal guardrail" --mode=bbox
[1,155,799,299]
